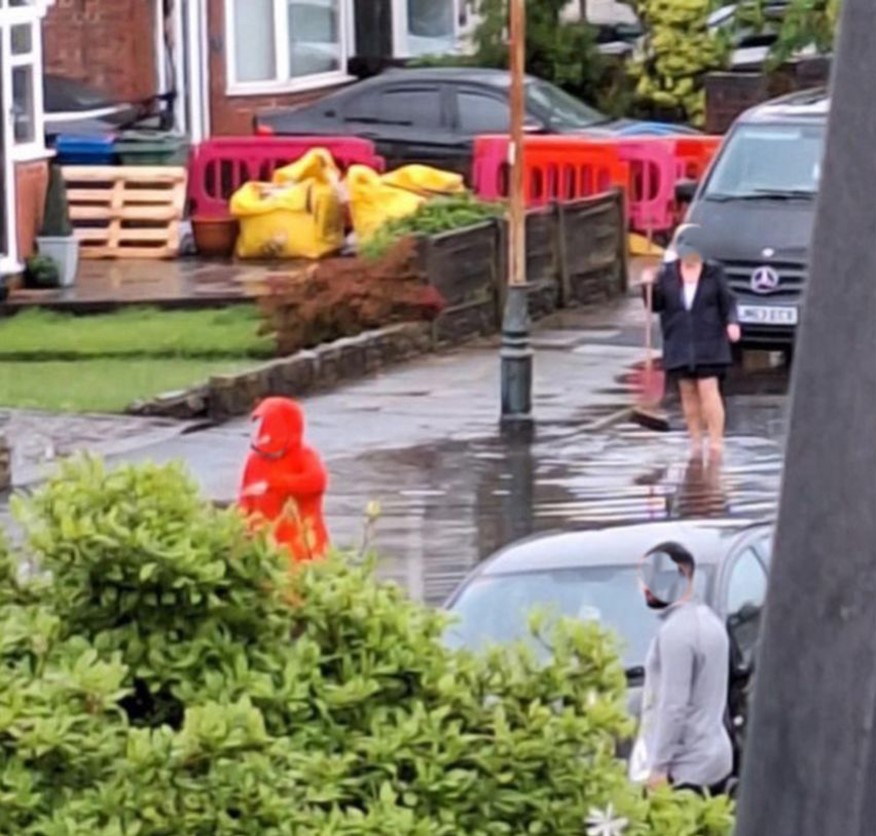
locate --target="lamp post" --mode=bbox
[499,0,533,427]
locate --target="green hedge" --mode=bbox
[0,458,734,834]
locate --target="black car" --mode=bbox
[42,75,174,139]
[255,67,698,177]
[676,88,827,352]
[443,519,772,771]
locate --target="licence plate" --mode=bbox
[738,305,798,326]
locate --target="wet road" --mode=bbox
[327,363,789,604]
[6,299,791,603]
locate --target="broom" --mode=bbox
[630,227,671,432]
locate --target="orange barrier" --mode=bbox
[473,133,724,234]
[674,136,722,182]
[473,135,629,206]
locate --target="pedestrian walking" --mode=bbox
[630,542,734,796]
[641,226,740,458]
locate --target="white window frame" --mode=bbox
[392,0,470,60]
[224,0,353,96]
[1,2,48,163]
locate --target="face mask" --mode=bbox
[645,590,669,610]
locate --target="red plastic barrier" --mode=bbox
[188,136,386,218]
[674,136,722,182]
[473,133,723,235]
[473,135,630,206]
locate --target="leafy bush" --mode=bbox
[414,0,608,112]
[0,457,735,834]
[627,0,731,125]
[361,196,504,261]
[739,0,838,67]
[258,238,444,356]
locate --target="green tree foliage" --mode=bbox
[740,0,839,66]
[417,0,607,108]
[0,457,735,834]
[626,0,731,125]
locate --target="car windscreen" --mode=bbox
[444,566,710,668]
[703,122,825,199]
[525,81,607,130]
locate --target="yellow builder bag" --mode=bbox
[346,164,468,244]
[230,180,344,260]
[271,148,342,189]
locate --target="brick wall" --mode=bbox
[206,0,349,135]
[43,0,158,102]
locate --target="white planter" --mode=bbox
[36,236,80,287]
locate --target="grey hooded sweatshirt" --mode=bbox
[639,600,734,787]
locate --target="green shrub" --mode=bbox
[361,195,505,261]
[627,0,731,125]
[0,457,734,834]
[39,164,74,238]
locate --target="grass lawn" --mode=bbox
[0,306,271,412]
[0,359,248,413]
[0,307,273,360]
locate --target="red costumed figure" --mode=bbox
[238,397,329,563]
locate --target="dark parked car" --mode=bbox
[42,75,174,139]
[255,67,699,176]
[443,519,772,772]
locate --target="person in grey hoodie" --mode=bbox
[634,541,733,795]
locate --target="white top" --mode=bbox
[682,282,698,311]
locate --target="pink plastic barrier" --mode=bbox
[188,136,386,218]
[613,138,678,234]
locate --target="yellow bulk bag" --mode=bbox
[381,164,466,196]
[272,148,341,187]
[230,180,344,260]
[346,165,427,244]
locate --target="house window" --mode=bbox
[226,0,350,94]
[395,0,463,58]
[1,0,48,161]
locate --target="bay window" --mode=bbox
[226,0,351,94]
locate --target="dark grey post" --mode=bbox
[734,2,876,833]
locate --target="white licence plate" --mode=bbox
[738,305,798,326]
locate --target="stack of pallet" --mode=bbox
[62,166,188,260]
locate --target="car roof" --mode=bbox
[376,67,533,88]
[738,86,829,124]
[475,519,770,576]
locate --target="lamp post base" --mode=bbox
[500,284,534,427]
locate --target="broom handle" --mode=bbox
[644,223,654,373]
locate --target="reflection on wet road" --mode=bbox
[326,367,788,605]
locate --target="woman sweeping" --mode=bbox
[642,225,740,458]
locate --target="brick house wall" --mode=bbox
[43,0,158,102]
[205,0,347,135]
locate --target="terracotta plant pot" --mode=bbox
[192,216,239,258]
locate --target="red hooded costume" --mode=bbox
[238,397,329,563]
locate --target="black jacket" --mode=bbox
[648,260,739,371]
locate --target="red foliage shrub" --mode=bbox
[257,239,445,356]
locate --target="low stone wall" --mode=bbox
[130,323,434,423]
[130,190,628,423]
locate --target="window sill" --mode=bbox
[226,73,354,99]
[11,146,54,165]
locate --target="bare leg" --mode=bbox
[698,377,726,457]
[678,380,704,452]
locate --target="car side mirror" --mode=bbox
[523,118,547,134]
[675,179,698,203]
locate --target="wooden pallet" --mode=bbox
[62,166,188,260]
